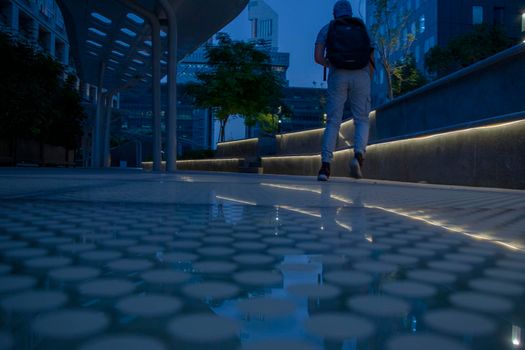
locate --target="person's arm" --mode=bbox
[314,43,329,67]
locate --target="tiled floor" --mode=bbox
[0,168,524,350]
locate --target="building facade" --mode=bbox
[0,0,70,67]
[367,0,525,105]
[248,0,278,51]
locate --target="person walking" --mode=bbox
[315,0,374,181]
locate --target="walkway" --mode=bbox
[0,168,524,349]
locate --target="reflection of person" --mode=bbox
[315,0,375,181]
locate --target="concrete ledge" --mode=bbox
[262,118,525,189]
[143,158,244,172]
[216,138,258,158]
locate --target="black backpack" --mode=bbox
[326,16,372,70]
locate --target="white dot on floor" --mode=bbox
[167,314,240,342]
[387,333,469,350]
[424,308,496,337]
[79,334,166,350]
[304,313,375,341]
[182,281,240,300]
[347,295,410,318]
[116,294,182,318]
[449,292,513,314]
[32,309,109,340]
[237,297,296,319]
[383,281,437,299]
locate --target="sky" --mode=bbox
[220,0,367,88]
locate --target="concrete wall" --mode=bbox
[375,44,525,139]
[262,117,525,189]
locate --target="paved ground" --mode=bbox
[0,168,524,349]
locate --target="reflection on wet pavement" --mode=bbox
[0,169,524,350]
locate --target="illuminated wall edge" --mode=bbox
[261,118,525,190]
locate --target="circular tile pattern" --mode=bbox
[32,309,109,340]
[167,314,240,342]
[324,270,373,288]
[242,339,321,350]
[379,254,419,266]
[387,333,469,350]
[25,256,72,271]
[1,290,67,314]
[449,292,513,314]
[49,266,100,283]
[238,298,296,318]
[233,254,275,266]
[107,259,153,273]
[80,250,122,263]
[233,270,283,287]
[304,313,375,341]
[0,264,12,275]
[424,308,496,336]
[406,269,456,285]
[428,261,472,274]
[354,261,398,274]
[141,269,191,285]
[484,268,525,283]
[0,276,37,295]
[116,295,182,318]
[383,281,437,299]
[79,334,166,350]
[469,278,525,297]
[347,295,410,318]
[193,260,238,274]
[287,283,341,299]
[182,281,240,300]
[79,279,136,298]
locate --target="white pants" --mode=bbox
[321,68,371,163]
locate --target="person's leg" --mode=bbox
[349,69,371,156]
[348,69,371,178]
[321,69,349,164]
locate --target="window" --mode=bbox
[419,15,426,33]
[493,7,504,26]
[472,6,483,25]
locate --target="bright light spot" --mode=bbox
[86,40,102,48]
[115,40,130,48]
[215,196,257,206]
[112,50,125,57]
[127,13,145,25]
[160,30,167,38]
[144,40,152,47]
[513,325,521,347]
[88,27,107,37]
[138,50,151,57]
[320,226,324,230]
[120,28,137,37]
[133,59,144,65]
[91,12,112,24]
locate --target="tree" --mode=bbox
[187,33,284,143]
[425,24,513,77]
[392,54,428,97]
[0,32,86,152]
[369,0,416,100]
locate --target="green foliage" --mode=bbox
[0,32,86,149]
[369,0,416,100]
[425,24,513,77]
[186,33,284,142]
[392,54,428,97]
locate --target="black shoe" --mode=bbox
[317,162,331,181]
[350,152,364,179]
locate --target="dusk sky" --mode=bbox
[220,0,367,88]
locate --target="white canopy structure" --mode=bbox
[56,0,248,171]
